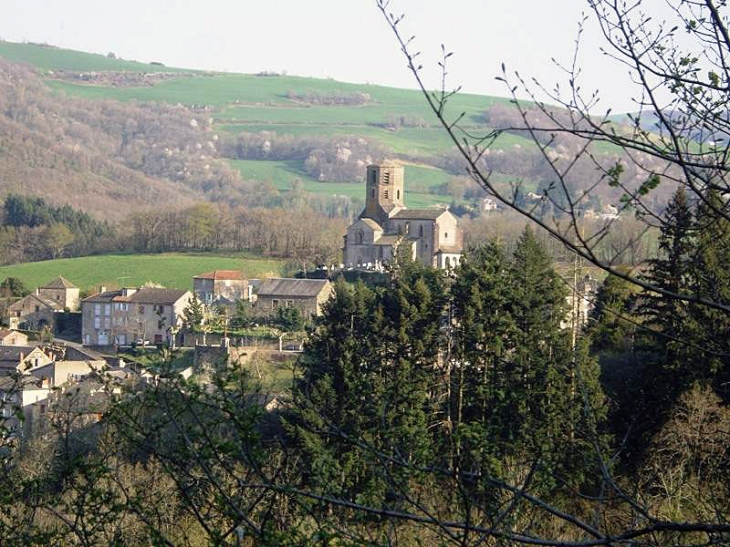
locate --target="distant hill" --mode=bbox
[0,40,523,212]
[0,40,668,222]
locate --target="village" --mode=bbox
[0,162,601,443]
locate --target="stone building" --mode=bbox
[193,270,249,305]
[0,346,54,376]
[255,278,333,318]
[0,329,29,347]
[5,294,62,330]
[82,287,192,347]
[343,161,463,269]
[37,277,80,311]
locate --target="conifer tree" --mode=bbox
[289,259,445,510]
[450,229,604,495]
[637,188,698,424]
[688,191,730,400]
[288,278,378,501]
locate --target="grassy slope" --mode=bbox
[0,41,533,207]
[0,41,190,72]
[0,252,286,293]
[229,160,453,205]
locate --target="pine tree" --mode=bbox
[506,227,579,477]
[450,229,604,495]
[449,243,516,478]
[688,191,730,400]
[288,260,445,509]
[587,272,637,354]
[637,188,698,425]
[182,295,205,332]
[288,278,378,501]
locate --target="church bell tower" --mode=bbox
[364,161,405,223]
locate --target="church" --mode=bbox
[343,161,463,269]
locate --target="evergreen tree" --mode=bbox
[182,295,205,332]
[636,188,698,426]
[505,227,589,481]
[289,260,445,509]
[288,279,380,501]
[688,191,730,400]
[449,243,516,478]
[229,299,251,330]
[587,272,637,353]
[451,229,604,496]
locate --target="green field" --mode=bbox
[0,41,540,208]
[0,252,286,293]
[229,159,455,206]
[0,40,191,73]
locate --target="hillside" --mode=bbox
[0,41,518,214]
[0,40,671,225]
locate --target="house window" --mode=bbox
[371,170,377,184]
[371,188,375,198]
[419,225,424,237]
[272,299,280,310]
[358,230,364,244]
[397,190,400,200]
[35,305,40,312]
[286,300,294,307]
[383,172,390,184]
[444,232,449,239]
[384,190,389,199]
[95,304,101,316]
[94,316,101,328]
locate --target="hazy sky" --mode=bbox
[1,0,667,112]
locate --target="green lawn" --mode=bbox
[0,252,286,293]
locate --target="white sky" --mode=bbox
[0,0,673,112]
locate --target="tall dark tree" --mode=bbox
[450,230,605,499]
[688,191,730,400]
[636,188,698,425]
[289,260,445,511]
[587,272,637,354]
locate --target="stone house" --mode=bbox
[343,162,463,269]
[0,375,51,437]
[0,329,29,346]
[36,276,80,311]
[82,287,192,347]
[255,278,333,318]
[193,270,249,305]
[5,294,63,330]
[0,346,54,376]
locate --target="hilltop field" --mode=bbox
[0,252,286,294]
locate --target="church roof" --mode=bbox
[41,276,77,289]
[392,208,448,220]
[373,235,402,245]
[355,218,383,231]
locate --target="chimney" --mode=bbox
[99,286,107,294]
